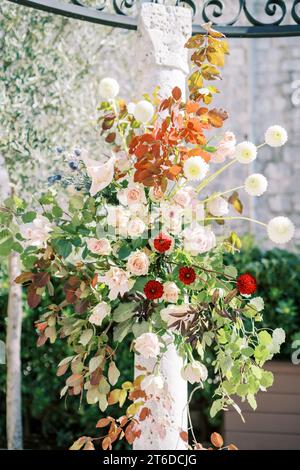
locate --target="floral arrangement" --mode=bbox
[1,26,295,450]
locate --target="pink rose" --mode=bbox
[87,238,111,255]
[127,217,146,238]
[162,281,180,303]
[126,251,150,276]
[135,332,161,359]
[118,183,146,207]
[172,187,193,208]
[182,226,216,256]
[212,131,236,163]
[99,267,133,300]
[149,186,165,203]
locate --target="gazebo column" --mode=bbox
[133,3,192,450]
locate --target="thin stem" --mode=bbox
[257,142,266,149]
[200,185,244,203]
[204,215,267,227]
[196,158,237,194]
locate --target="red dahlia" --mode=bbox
[144,280,164,300]
[236,273,257,295]
[179,266,196,285]
[153,232,173,254]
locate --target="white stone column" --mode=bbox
[133,3,192,450]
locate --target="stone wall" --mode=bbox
[211,34,300,250]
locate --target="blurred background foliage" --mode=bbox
[1,239,299,449]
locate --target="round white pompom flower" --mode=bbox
[183,156,209,181]
[133,100,154,123]
[99,77,119,100]
[267,216,295,244]
[235,141,257,164]
[244,173,268,197]
[265,125,288,147]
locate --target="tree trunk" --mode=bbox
[133,3,192,450]
[6,251,23,449]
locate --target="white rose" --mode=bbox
[87,238,111,255]
[127,217,146,238]
[126,251,150,276]
[207,196,229,217]
[181,361,208,384]
[141,375,164,397]
[99,77,119,100]
[134,332,161,359]
[162,282,180,304]
[89,302,111,326]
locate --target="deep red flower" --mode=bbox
[144,280,164,300]
[237,273,257,295]
[179,267,196,285]
[153,232,173,254]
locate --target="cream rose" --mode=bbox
[126,251,150,276]
[88,302,111,326]
[207,196,229,217]
[134,332,161,359]
[181,361,208,384]
[182,226,216,256]
[19,215,52,248]
[162,282,180,304]
[127,217,146,238]
[173,187,193,208]
[141,374,164,397]
[99,267,133,300]
[87,238,111,255]
[118,183,146,207]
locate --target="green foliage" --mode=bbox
[225,236,300,357]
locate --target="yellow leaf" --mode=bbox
[122,381,133,391]
[126,401,144,418]
[108,389,121,405]
[119,389,127,407]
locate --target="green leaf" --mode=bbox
[260,370,274,389]
[247,394,257,410]
[224,265,238,278]
[112,302,136,323]
[21,211,36,223]
[118,245,132,260]
[52,239,72,258]
[210,399,223,418]
[0,237,14,257]
[53,206,63,218]
[132,320,149,338]
[258,331,272,346]
[113,318,133,343]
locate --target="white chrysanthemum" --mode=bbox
[245,173,268,197]
[235,141,257,164]
[207,196,229,217]
[183,156,209,181]
[265,125,288,147]
[99,77,119,100]
[133,100,154,123]
[267,216,295,244]
[249,297,264,312]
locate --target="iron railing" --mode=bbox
[6,0,300,37]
